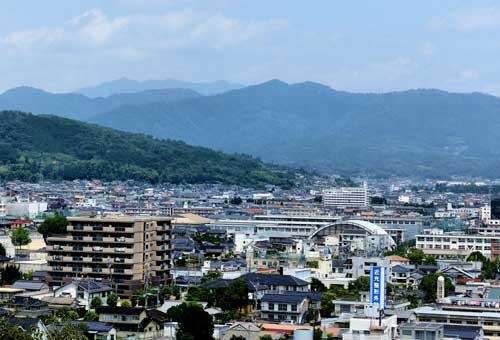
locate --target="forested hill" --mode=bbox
[90,80,500,178]
[0,111,295,187]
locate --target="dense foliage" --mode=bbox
[166,302,214,340]
[419,273,454,302]
[89,80,500,178]
[10,227,31,248]
[38,215,68,239]
[0,111,294,187]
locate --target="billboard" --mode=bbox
[370,266,386,310]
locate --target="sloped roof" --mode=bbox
[12,280,47,291]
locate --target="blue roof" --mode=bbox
[262,293,307,303]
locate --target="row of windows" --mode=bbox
[267,303,294,311]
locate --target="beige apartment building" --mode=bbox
[46,216,172,298]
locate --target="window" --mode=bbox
[268,303,274,310]
[278,304,287,311]
[291,304,297,311]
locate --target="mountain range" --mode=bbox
[0,86,201,120]
[89,80,500,178]
[77,77,243,97]
[0,111,294,187]
[2,79,500,178]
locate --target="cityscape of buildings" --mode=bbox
[0,177,499,339]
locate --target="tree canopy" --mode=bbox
[419,273,454,302]
[38,215,68,239]
[10,227,31,248]
[166,302,214,340]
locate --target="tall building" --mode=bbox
[322,182,368,208]
[46,216,172,298]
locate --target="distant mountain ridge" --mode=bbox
[0,111,294,187]
[77,77,243,97]
[0,86,201,120]
[89,80,500,178]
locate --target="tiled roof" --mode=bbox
[262,293,307,303]
[12,280,47,291]
[77,280,113,293]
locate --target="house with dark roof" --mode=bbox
[12,279,49,292]
[96,306,168,339]
[6,317,47,338]
[260,293,309,324]
[203,273,309,301]
[47,321,116,340]
[54,279,112,310]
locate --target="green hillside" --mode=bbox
[0,111,294,187]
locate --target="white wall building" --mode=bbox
[323,182,368,208]
[6,201,48,218]
[416,228,497,258]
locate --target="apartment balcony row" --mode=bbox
[47,245,136,254]
[48,235,135,243]
[67,225,136,233]
[50,255,135,264]
[48,266,135,275]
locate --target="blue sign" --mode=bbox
[370,266,386,310]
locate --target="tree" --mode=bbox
[120,300,132,308]
[230,336,246,340]
[230,197,243,205]
[217,279,249,312]
[106,292,118,307]
[313,329,323,340]
[10,227,31,249]
[348,276,370,292]
[83,311,98,321]
[423,255,437,265]
[467,251,487,262]
[419,273,454,302]
[201,270,222,284]
[54,307,80,322]
[166,302,214,340]
[0,243,6,256]
[320,290,336,317]
[260,335,273,340]
[311,278,327,292]
[90,296,102,309]
[43,323,88,340]
[186,286,214,305]
[407,248,425,265]
[0,318,33,340]
[38,215,68,239]
[0,264,22,285]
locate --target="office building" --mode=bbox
[46,216,172,298]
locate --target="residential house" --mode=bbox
[54,279,112,310]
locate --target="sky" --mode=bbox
[2,1,500,95]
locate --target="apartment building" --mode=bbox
[46,216,172,298]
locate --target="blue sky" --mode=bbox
[2,0,500,95]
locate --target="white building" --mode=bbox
[342,314,398,340]
[416,228,498,259]
[6,201,48,218]
[323,182,368,208]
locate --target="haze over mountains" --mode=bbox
[2,78,500,178]
[0,86,201,120]
[77,77,243,97]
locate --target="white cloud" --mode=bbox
[427,6,500,32]
[1,9,287,53]
[418,41,437,58]
[460,68,481,80]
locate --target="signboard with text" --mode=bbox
[370,266,386,310]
